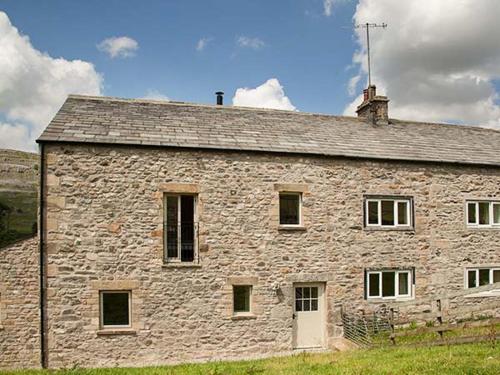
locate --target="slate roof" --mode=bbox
[37,95,500,167]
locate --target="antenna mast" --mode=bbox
[354,23,387,86]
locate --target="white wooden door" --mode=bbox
[292,283,325,349]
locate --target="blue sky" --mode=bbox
[2,0,359,114]
[1,1,500,151]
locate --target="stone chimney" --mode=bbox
[356,85,389,124]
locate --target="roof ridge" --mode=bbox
[66,94,363,122]
[66,95,500,133]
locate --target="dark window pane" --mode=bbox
[303,287,310,299]
[467,203,477,224]
[468,270,477,288]
[311,299,318,311]
[368,273,380,297]
[478,202,490,225]
[382,272,396,297]
[479,269,490,286]
[398,202,408,225]
[303,299,310,311]
[493,204,500,224]
[398,272,409,295]
[180,196,195,262]
[295,299,302,312]
[381,201,394,226]
[102,292,130,327]
[311,287,318,299]
[295,287,302,299]
[279,194,300,225]
[493,270,500,283]
[166,196,178,258]
[368,201,379,225]
[233,286,251,313]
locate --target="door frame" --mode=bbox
[292,282,327,349]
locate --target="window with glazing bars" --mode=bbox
[164,194,197,262]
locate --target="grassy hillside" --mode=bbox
[1,343,499,374]
[0,149,39,247]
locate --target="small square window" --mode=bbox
[100,291,131,328]
[366,269,413,300]
[466,267,500,289]
[233,285,251,314]
[467,202,477,225]
[365,197,413,228]
[279,193,301,225]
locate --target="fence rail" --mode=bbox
[342,289,500,348]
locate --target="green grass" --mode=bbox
[2,343,499,375]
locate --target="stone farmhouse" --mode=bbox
[1,86,500,369]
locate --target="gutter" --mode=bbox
[38,143,47,368]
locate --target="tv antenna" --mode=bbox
[354,23,387,86]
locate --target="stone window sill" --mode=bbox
[364,226,415,232]
[162,263,202,269]
[231,314,257,321]
[278,225,307,232]
[97,328,137,336]
[367,297,414,303]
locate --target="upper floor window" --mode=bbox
[366,269,413,300]
[466,201,500,228]
[364,196,413,228]
[466,267,500,288]
[279,192,302,226]
[164,194,198,262]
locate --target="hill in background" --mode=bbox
[0,149,39,248]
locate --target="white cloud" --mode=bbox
[236,36,265,50]
[0,122,32,151]
[323,0,349,16]
[0,11,102,151]
[196,37,213,52]
[142,89,170,101]
[0,12,102,150]
[323,0,335,16]
[97,36,138,58]
[232,78,296,111]
[344,0,500,128]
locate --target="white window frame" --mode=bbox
[465,267,500,289]
[466,200,500,228]
[279,192,302,227]
[367,269,413,300]
[163,194,198,262]
[232,285,252,316]
[100,290,132,329]
[365,197,412,228]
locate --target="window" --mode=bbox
[365,197,412,228]
[366,270,413,299]
[100,291,131,328]
[295,286,319,312]
[164,194,197,262]
[279,193,301,226]
[466,201,500,228]
[233,285,251,314]
[466,267,500,288]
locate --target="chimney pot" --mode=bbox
[215,91,224,105]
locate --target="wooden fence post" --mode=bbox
[389,307,396,346]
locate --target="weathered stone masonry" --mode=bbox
[0,237,40,369]
[41,143,499,368]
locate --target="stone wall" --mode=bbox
[0,237,40,369]
[43,144,500,368]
